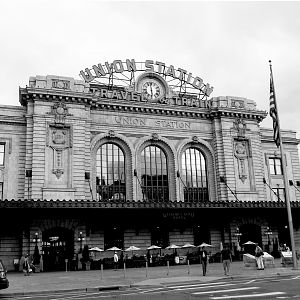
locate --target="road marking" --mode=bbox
[243,279,256,284]
[175,283,235,291]
[168,281,228,289]
[210,291,286,299]
[192,286,259,295]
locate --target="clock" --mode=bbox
[141,79,164,101]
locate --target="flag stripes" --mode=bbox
[269,71,280,147]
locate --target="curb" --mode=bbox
[1,285,129,297]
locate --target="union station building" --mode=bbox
[1,60,300,271]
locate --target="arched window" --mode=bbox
[96,143,125,201]
[181,148,208,202]
[141,145,169,201]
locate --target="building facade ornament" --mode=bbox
[234,118,247,138]
[234,140,248,183]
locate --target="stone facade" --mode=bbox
[0,74,299,271]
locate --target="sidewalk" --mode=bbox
[2,259,300,296]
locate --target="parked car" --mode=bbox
[0,260,9,289]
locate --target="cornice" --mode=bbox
[20,88,267,122]
[1,199,299,209]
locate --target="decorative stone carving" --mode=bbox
[234,118,246,137]
[234,141,248,183]
[47,126,71,180]
[192,136,199,143]
[49,102,71,125]
[152,133,159,141]
[108,130,115,138]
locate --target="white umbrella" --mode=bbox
[166,244,180,249]
[182,243,196,248]
[125,246,141,251]
[106,246,122,251]
[89,247,104,252]
[243,241,256,245]
[198,242,212,247]
[147,245,161,250]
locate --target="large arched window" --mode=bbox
[181,148,208,202]
[141,145,169,201]
[96,143,125,201]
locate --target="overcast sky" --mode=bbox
[0,0,299,137]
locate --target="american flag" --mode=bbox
[269,70,280,147]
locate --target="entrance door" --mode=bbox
[42,227,74,271]
[239,224,262,255]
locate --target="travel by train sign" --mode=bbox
[79,59,214,101]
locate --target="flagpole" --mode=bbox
[269,60,297,268]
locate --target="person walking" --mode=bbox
[199,246,208,276]
[23,254,31,276]
[113,251,119,270]
[221,244,232,276]
[255,244,264,270]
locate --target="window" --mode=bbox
[269,157,282,175]
[0,144,5,165]
[181,148,208,202]
[104,227,124,250]
[0,182,3,200]
[96,143,125,201]
[151,226,169,248]
[141,145,169,201]
[272,187,285,201]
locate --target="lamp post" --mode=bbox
[77,231,85,253]
[265,226,273,253]
[32,232,40,246]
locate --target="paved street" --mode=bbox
[1,275,300,299]
[0,259,300,299]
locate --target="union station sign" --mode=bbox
[79,59,214,105]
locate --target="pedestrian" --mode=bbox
[199,246,208,276]
[23,253,31,276]
[255,244,264,270]
[221,244,232,276]
[113,251,119,270]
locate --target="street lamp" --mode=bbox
[32,232,40,246]
[265,226,273,252]
[77,231,85,253]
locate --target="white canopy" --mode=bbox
[166,244,180,249]
[182,243,196,248]
[106,246,122,251]
[125,246,141,251]
[198,242,212,247]
[89,247,104,252]
[147,245,161,250]
[243,241,256,245]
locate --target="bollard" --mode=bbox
[146,261,148,278]
[123,262,126,278]
[65,259,68,272]
[167,260,169,276]
[100,264,103,280]
[187,259,190,275]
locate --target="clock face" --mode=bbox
[142,80,163,101]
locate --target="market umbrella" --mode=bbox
[182,243,196,248]
[147,245,161,250]
[106,246,122,251]
[125,246,141,251]
[166,244,180,254]
[198,242,212,248]
[89,247,104,252]
[243,241,256,245]
[166,244,180,249]
[125,245,141,256]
